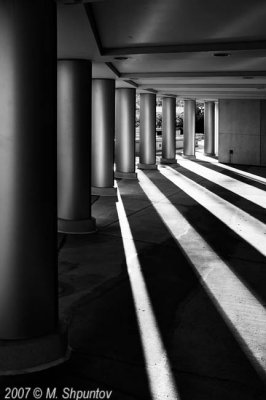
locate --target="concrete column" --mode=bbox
[0,0,67,373]
[204,101,215,156]
[92,79,117,196]
[57,60,96,234]
[138,93,157,170]
[115,88,137,179]
[215,101,219,156]
[161,97,177,164]
[183,99,196,159]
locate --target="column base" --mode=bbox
[92,186,117,197]
[115,171,138,180]
[160,157,177,165]
[58,217,97,234]
[137,163,158,170]
[0,323,70,375]
[182,154,196,160]
[204,152,215,157]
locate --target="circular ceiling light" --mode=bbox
[114,57,128,61]
[213,52,231,57]
[61,0,83,4]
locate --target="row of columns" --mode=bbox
[0,0,216,371]
[183,99,215,158]
[57,70,216,238]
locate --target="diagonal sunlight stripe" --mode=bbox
[137,169,266,379]
[116,187,180,400]
[194,153,266,186]
[175,158,266,209]
[158,166,266,258]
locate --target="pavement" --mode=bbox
[1,143,266,400]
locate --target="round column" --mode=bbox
[138,93,157,170]
[183,99,196,159]
[0,0,67,372]
[57,60,96,234]
[215,101,219,156]
[161,97,177,164]
[204,101,215,156]
[115,88,137,179]
[92,79,117,196]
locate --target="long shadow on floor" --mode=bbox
[192,160,266,191]
[98,176,266,398]
[145,169,266,307]
[227,164,266,179]
[134,240,266,400]
[114,177,266,399]
[168,164,266,225]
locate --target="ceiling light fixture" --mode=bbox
[114,57,128,61]
[61,0,83,4]
[213,52,231,57]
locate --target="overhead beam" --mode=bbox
[160,94,177,98]
[123,80,139,88]
[120,71,266,79]
[166,91,266,99]
[143,88,158,94]
[103,40,266,56]
[175,91,266,95]
[103,65,139,86]
[140,84,266,89]
[84,3,104,55]
[105,62,121,77]
[58,1,110,3]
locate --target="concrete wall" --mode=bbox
[219,99,266,166]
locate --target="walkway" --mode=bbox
[1,146,266,400]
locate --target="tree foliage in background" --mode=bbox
[196,102,204,133]
[156,113,162,128]
[176,115,183,131]
[135,95,205,133]
[156,97,162,107]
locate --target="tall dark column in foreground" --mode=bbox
[115,88,137,179]
[138,93,157,170]
[161,97,177,164]
[183,99,196,159]
[92,79,117,196]
[204,101,215,156]
[57,60,96,233]
[0,0,67,373]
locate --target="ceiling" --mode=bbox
[57,0,266,100]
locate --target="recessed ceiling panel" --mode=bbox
[92,0,266,48]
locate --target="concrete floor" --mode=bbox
[1,143,266,400]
